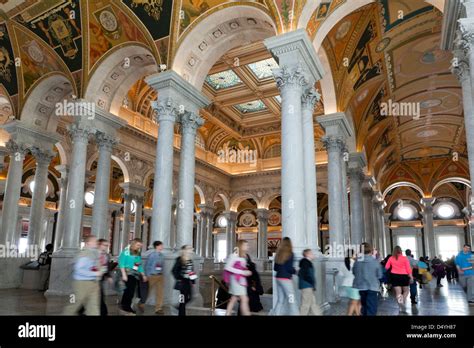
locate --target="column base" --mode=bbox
[0,257,31,289]
[325,258,345,303]
[313,255,330,312]
[45,249,78,297]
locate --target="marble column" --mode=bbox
[27,147,54,247]
[265,29,324,255]
[348,153,366,246]
[256,208,269,259]
[60,124,94,251]
[146,71,209,250]
[194,212,202,254]
[149,98,177,248]
[206,209,215,259]
[53,165,68,251]
[0,140,28,245]
[121,192,133,250]
[362,182,375,245]
[452,32,474,210]
[383,213,391,256]
[224,210,238,256]
[142,213,150,247]
[176,112,204,248]
[340,147,351,246]
[301,88,321,251]
[376,201,387,256]
[421,197,436,258]
[91,133,116,239]
[317,113,353,248]
[112,209,121,256]
[133,196,144,241]
[198,204,209,257]
[371,198,381,251]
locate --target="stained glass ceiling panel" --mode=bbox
[274,96,282,104]
[234,100,267,114]
[247,58,279,80]
[205,70,242,90]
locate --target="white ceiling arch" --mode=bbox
[172,5,277,91]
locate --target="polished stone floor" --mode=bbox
[0,277,472,316]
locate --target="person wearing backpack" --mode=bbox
[38,244,53,291]
[298,249,321,315]
[224,240,252,316]
[172,245,196,316]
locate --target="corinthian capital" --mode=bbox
[151,97,178,124]
[301,87,321,110]
[347,167,365,182]
[96,132,118,151]
[321,135,345,152]
[459,19,474,46]
[5,139,29,156]
[179,111,204,134]
[67,123,95,142]
[273,64,309,91]
[30,146,55,165]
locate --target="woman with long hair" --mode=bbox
[171,245,197,316]
[273,237,298,315]
[224,240,252,316]
[118,238,147,315]
[385,246,413,309]
[340,249,361,315]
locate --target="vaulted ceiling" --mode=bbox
[0,0,468,196]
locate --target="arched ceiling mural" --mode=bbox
[0,0,466,192]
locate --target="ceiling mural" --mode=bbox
[12,0,83,73]
[306,0,347,40]
[0,23,18,97]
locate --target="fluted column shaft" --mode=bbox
[176,112,204,248]
[150,98,177,247]
[28,148,54,246]
[323,136,345,246]
[301,88,320,251]
[362,186,374,244]
[1,140,28,245]
[61,125,93,251]
[256,208,269,259]
[91,133,116,239]
[371,200,380,251]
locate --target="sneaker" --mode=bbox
[411,300,417,305]
[155,309,165,315]
[437,284,443,288]
[137,303,145,313]
[119,309,136,316]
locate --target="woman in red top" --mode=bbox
[385,246,413,306]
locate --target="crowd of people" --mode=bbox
[60,234,474,316]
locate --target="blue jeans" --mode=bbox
[359,290,378,316]
[274,279,299,315]
[409,281,417,302]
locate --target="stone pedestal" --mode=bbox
[325,258,345,303]
[313,255,330,311]
[45,250,75,297]
[0,258,32,289]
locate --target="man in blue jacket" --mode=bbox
[298,249,321,315]
[455,244,474,304]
